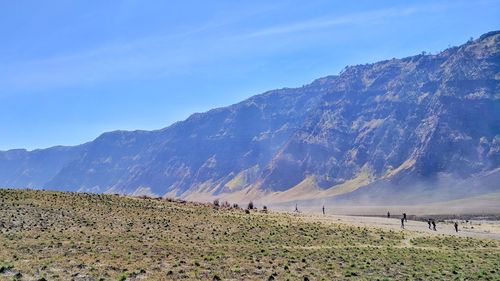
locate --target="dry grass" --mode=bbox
[1,189,499,280]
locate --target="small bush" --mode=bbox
[247,201,254,210]
[117,273,128,281]
[0,264,13,273]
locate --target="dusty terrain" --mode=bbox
[1,189,500,280]
[267,191,500,216]
[296,213,500,241]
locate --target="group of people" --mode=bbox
[300,206,460,233]
[427,219,437,231]
[391,211,459,232]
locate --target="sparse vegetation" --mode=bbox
[221,201,230,208]
[213,198,220,208]
[1,189,499,280]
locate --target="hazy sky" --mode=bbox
[1,0,499,150]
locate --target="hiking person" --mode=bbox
[432,220,437,231]
[387,211,390,218]
[401,217,405,229]
[454,222,459,232]
[322,205,325,215]
[295,204,299,213]
[403,213,407,222]
[427,219,432,229]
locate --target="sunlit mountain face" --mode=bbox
[1,31,499,205]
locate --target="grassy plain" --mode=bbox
[1,189,499,280]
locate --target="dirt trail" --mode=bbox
[288,212,500,240]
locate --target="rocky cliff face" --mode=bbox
[1,31,499,204]
[261,31,500,192]
[47,85,325,195]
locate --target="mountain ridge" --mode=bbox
[1,30,499,205]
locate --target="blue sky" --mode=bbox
[1,0,499,150]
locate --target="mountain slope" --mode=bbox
[1,31,499,204]
[0,145,85,188]
[46,85,325,195]
[261,31,500,193]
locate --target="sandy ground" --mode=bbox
[284,212,500,240]
[264,192,500,215]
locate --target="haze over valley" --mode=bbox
[1,31,499,213]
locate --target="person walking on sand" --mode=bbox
[454,222,459,232]
[401,217,405,229]
[295,204,299,213]
[322,205,325,215]
[387,211,390,218]
[432,220,437,231]
[403,213,407,222]
[428,219,432,230]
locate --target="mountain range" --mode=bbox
[1,31,499,206]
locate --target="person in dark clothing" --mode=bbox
[401,217,405,229]
[403,213,407,222]
[295,204,299,213]
[454,222,459,232]
[428,219,432,229]
[387,211,390,218]
[432,220,437,231]
[322,205,325,215]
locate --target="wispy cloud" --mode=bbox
[244,4,446,38]
[0,0,495,95]
[0,4,280,95]
[0,27,222,93]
